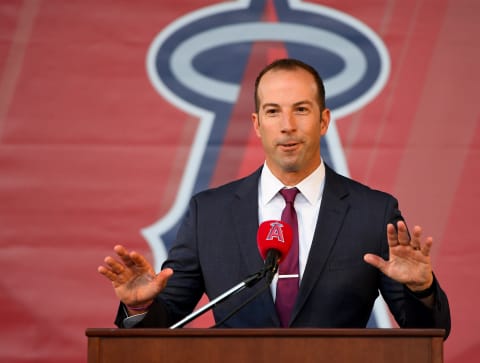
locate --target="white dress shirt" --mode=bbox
[258,161,326,300]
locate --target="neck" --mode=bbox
[268,162,321,187]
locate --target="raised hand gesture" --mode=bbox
[98,245,173,313]
[364,221,434,292]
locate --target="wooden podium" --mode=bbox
[86,328,444,363]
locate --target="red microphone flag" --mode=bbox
[257,220,293,263]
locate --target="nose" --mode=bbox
[281,112,297,132]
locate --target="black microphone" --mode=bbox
[257,220,293,283]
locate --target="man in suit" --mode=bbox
[98,58,450,337]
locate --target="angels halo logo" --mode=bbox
[143,0,390,326]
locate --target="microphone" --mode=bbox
[257,220,293,283]
[169,220,292,329]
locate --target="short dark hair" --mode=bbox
[254,58,326,112]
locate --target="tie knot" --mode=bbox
[280,187,299,203]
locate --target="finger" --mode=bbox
[421,236,433,256]
[153,268,174,290]
[396,221,410,245]
[114,245,136,268]
[363,253,387,273]
[151,269,173,293]
[386,223,399,247]
[128,251,154,272]
[104,256,125,274]
[409,225,423,251]
[98,265,119,282]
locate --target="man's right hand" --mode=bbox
[98,245,173,314]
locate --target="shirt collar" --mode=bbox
[260,161,325,205]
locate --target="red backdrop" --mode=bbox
[0,0,478,362]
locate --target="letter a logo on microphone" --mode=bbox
[266,222,285,243]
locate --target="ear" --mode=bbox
[252,113,261,137]
[320,108,331,136]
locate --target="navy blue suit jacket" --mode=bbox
[116,164,450,337]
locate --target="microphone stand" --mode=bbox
[169,260,278,329]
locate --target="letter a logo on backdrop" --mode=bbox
[143,0,390,326]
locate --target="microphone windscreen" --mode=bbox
[257,220,293,262]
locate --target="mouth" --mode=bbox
[279,141,300,151]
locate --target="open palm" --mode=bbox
[364,221,433,291]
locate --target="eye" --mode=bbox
[265,108,279,116]
[295,106,309,114]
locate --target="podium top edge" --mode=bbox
[85,328,445,338]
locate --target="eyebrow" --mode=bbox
[261,100,313,110]
[293,100,313,107]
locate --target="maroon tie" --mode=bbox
[275,187,300,327]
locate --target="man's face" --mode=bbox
[252,68,330,183]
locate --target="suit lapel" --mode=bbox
[230,167,280,326]
[230,169,262,272]
[292,165,350,323]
